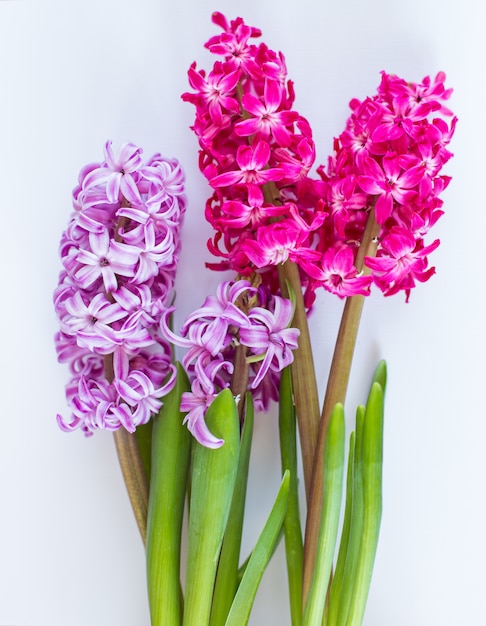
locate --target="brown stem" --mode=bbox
[277,260,320,501]
[302,207,380,602]
[262,180,321,500]
[231,342,250,422]
[230,274,262,422]
[105,352,149,544]
[235,85,321,493]
[113,428,149,544]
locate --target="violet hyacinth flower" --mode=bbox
[162,278,300,447]
[54,141,186,435]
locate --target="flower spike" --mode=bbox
[54,141,186,435]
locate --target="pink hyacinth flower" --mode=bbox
[210,140,285,191]
[358,152,425,224]
[235,79,299,147]
[365,227,439,298]
[319,247,372,298]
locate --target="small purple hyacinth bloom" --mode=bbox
[240,296,300,388]
[165,279,300,447]
[54,141,186,435]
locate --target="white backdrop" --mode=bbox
[0,0,484,624]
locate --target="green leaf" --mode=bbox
[134,420,153,484]
[246,352,266,364]
[224,471,291,626]
[334,406,365,626]
[345,382,384,626]
[210,394,255,626]
[183,389,240,626]
[146,363,192,626]
[371,360,387,395]
[326,431,355,626]
[279,366,303,626]
[284,278,298,319]
[303,403,345,626]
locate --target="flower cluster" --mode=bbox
[54,141,186,434]
[315,71,457,301]
[162,279,300,447]
[184,13,456,307]
[182,12,325,297]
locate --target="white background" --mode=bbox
[0,0,484,624]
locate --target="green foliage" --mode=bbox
[183,389,241,626]
[146,363,192,626]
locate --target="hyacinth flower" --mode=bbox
[182,13,325,293]
[159,278,300,447]
[303,70,457,605]
[54,140,187,539]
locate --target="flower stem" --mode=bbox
[230,275,261,420]
[104,353,149,544]
[231,343,250,421]
[234,88,322,486]
[113,429,149,544]
[278,260,321,502]
[302,208,379,602]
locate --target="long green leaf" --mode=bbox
[326,431,355,626]
[183,389,240,626]
[371,360,387,394]
[371,360,388,396]
[210,394,255,626]
[146,363,192,626]
[334,406,365,626]
[224,470,291,626]
[345,382,384,626]
[134,420,153,486]
[279,365,304,626]
[303,403,345,626]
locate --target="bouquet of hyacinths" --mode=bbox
[53,12,456,626]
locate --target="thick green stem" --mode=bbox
[279,366,304,626]
[302,208,380,602]
[146,364,191,626]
